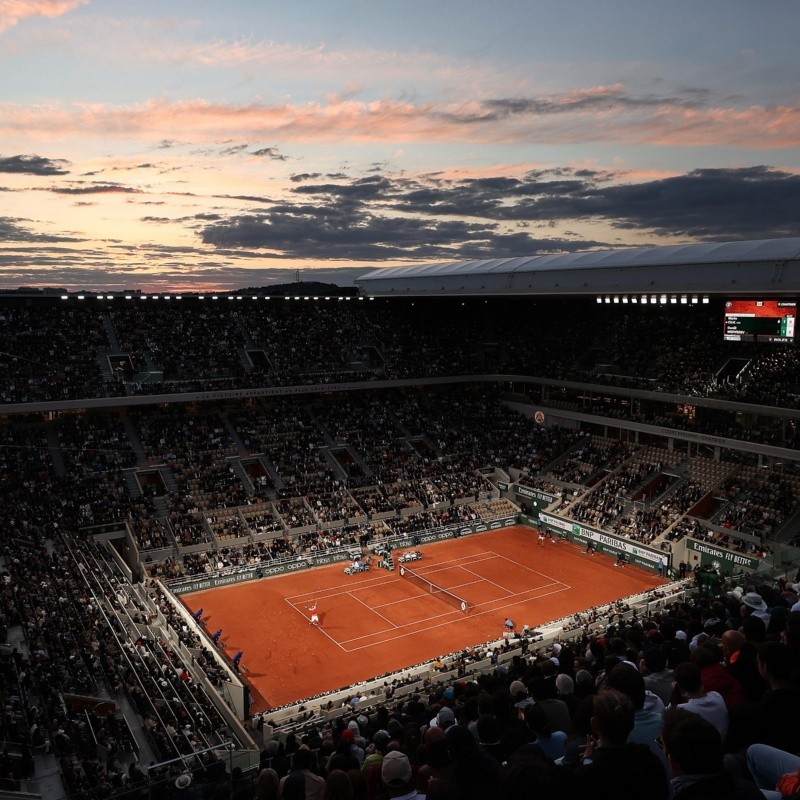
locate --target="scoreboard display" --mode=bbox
[723,299,796,343]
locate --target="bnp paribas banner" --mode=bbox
[538,512,666,571]
[686,538,759,571]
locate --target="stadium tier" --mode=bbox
[1,279,800,800]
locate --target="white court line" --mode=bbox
[284,552,511,606]
[285,570,392,602]
[285,549,572,651]
[418,551,558,585]
[338,571,569,647]
[283,597,348,652]
[283,551,501,603]
[459,565,513,595]
[284,553,502,608]
[407,551,562,598]
[349,591,399,630]
[371,578,489,610]
[339,582,572,650]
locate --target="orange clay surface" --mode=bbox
[183,526,665,712]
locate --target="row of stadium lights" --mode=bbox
[596,295,709,305]
[62,295,375,302]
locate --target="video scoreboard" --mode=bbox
[723,299,796,343]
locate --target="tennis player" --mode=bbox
[308,601,320,626]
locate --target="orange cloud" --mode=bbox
[0,0,88,33]
[1,95,798,151]
[627,105,800,149]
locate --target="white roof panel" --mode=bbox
[356,238,800,287]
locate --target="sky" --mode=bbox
[1,0,799,292]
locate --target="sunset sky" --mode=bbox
[1,0,799,291]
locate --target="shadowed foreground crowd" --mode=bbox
[246,576,800,800]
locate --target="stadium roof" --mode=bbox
[355,237,800,297]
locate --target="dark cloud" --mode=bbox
[217,194,275,204]
[447,87,708,125]
[197,165,799,260]
[291,175,393,202]
[290,171,349,183]
[290,172,322,182]
[198,200,604,260]
[0,216,82,243]
[50,183,142,195]
[0,154,70,176]
[220,143,249,156]
[578,166,800,238]
[251,146,287,160]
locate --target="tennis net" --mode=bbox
[399,565,469,614]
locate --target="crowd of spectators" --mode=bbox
[2,386,797,576]
[240,572,800,800]
[4,298,800,419]
[4,296,800,798]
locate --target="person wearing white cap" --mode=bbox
[429,706,456,730]
[381,750,420,798]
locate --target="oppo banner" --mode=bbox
[169,518,519,595]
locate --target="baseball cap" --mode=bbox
[381,750,412,787]
[437,707,455,727]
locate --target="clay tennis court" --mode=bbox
[184,526,665,711]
